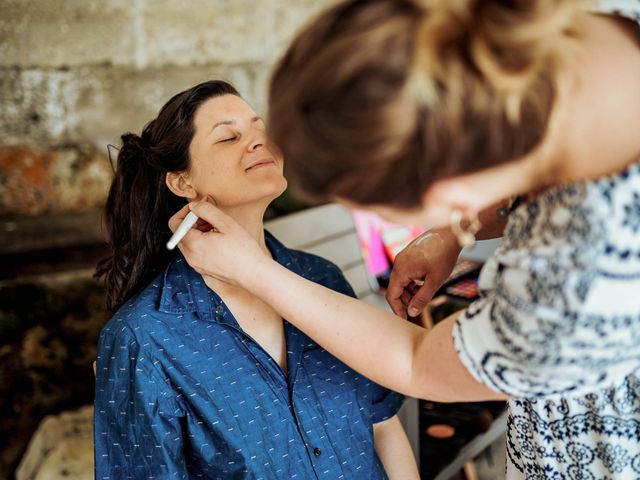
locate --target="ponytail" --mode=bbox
[95,130,185,312]
[95,80,240,312]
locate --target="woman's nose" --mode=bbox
[247,129,266,152]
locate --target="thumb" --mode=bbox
[407,280,438,317]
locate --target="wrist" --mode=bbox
[426,226,462,256]
[242,254,278,295]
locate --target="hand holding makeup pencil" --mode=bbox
[386,228,461,319]
[168,198,267,286]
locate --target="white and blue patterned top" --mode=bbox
[94,232,403,480]
[454,4,640,477]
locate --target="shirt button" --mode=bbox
[215,306,224,314]
[313,447,322,457]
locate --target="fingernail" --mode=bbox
[408,307,420,317]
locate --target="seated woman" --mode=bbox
[93,80,417,479]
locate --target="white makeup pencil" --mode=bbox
[166,211,199,250]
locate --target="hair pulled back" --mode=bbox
[95,80,239,312]
[268,0,583,207]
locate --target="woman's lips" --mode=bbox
[245,159,276,170]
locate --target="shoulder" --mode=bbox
[286,247,354,293]
[266,231,356,296]
[289,248,345,281]
[99,272,168,346]
[266,230,347,282]
[502,162,640,261]
[97,287,172,380]
[480,166,640,315]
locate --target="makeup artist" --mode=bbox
[171,1,640,478]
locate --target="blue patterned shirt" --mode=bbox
[94,232,403,480]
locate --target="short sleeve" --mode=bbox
[453,186,640,400]
[369,384,405,423]
[94,323,187,478]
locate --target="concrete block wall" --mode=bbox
[0,0,336,215]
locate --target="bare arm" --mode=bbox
[248,256,505,400]
[173,202,507,402]
[373,415,419,479]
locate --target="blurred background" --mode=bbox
[0,1,334,478]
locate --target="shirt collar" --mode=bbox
[158,230,310,320]
[158,254,214,319]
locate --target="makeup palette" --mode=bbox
[445,258,482,284]
[445,277,479,300]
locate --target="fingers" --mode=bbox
[386,273,411,319]
[188,199,229,232]
[407,281,438,318]
[400,289,413,308]
[195,218,214,233]
[387,263,425,318]
[168,203,191,233]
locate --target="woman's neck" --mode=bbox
[540,12,640,186]
[223,203,270,254]
[201,201,272,298]
[198,200,287,371]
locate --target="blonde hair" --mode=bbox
[268,0,584,207]
[409,0,582,118]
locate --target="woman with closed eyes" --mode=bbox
[93,80,417,479]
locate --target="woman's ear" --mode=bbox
[165,171,198,200]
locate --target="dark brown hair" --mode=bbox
[268,0,581,207]
[95,80,239,312]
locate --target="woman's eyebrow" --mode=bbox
[209,117,262,135]
[210,120,235,134]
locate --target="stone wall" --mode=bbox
[0,0,335,216]
[0,1,336,478]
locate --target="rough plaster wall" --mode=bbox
[0,0,336,215]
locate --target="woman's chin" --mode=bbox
[246,187,290,208]
[264,176,288,198]
[264,184,288,204]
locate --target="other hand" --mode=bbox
[386,228,461,319]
